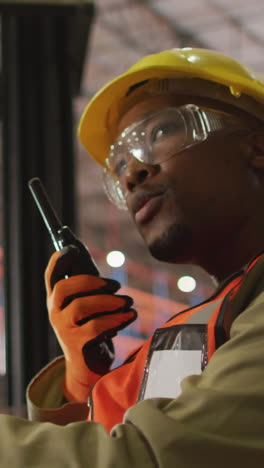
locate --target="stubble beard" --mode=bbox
[147,223,193,264]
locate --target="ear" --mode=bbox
[247,131,264,169]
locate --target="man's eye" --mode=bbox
[114,157,127,177]
[151,121,179,142]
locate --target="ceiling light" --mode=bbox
[106,250,126,268]
[177,276,197,293]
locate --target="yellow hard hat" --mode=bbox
[78,47,264,166]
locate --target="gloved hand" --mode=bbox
[45,245,137,402]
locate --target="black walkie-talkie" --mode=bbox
[29,177,117,372]
[28,177,99,279]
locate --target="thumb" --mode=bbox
[49,245,79,290]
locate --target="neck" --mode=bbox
[197,233,264,283]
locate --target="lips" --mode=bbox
[132,191,164,224]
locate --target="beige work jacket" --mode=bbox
[1,257,264,466]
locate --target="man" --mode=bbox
[0,47,264,466]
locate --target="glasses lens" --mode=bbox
[108,108,187,176]
[103,168,127,210]
[144,109,186,164]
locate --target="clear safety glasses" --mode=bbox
[103,104,246,210]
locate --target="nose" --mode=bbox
[121,157,160,193]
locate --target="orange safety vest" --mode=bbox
[88,252,264,432]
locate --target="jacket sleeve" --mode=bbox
[26,356,89,424]
[0,289,263,467]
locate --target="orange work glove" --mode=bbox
[45,245,137,402]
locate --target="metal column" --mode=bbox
[0,1,95,406]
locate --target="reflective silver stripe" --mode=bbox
[186,298,223,324]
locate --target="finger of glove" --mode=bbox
[83,308,137,344]
[57,309,137,346]
[51,293,134,327]
[47,274,122,312]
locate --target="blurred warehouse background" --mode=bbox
[1,0,264,407]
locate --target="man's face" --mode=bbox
[115,94,257,269]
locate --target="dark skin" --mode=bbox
[116,94,264,283]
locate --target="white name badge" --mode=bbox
[143,349,202,400]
